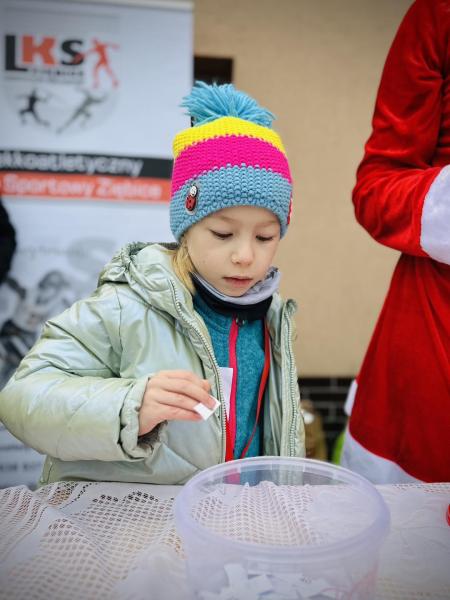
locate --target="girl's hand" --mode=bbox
[138,370,214,436]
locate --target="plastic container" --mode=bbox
[174,457,390,600]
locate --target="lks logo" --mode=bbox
[5,35,119,88]
[3,23,120,136]
[6,35,86,77]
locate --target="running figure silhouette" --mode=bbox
[18,89,50,127]
[57,89,107,133]
[72,39,119,88]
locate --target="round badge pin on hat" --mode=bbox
[185,183,198,213]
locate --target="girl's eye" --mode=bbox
[210,230,232,240]
[256,235,274,242]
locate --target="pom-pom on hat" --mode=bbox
[170,81,293,241]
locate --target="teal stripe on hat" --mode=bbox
[170,165,292,241]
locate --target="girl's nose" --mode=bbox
[231,242,254,265]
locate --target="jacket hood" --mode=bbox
[98,242,195,321]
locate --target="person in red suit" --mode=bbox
[342,0,450,483]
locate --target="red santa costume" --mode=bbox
[342,0,450,483]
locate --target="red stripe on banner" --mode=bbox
[0,172,171,203]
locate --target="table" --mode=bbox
[0,481,449,599]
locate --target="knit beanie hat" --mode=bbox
[170,81,293,241]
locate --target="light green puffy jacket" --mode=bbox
[0,243,305,485]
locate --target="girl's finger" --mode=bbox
[156,390,206,413]
[160,370,210,390]
[159,378,215,409]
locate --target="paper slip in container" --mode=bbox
[194,396,220,420]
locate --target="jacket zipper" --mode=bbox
[170,282,227,461]
[284,302,300,456]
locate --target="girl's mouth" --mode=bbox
[224,277,253,287]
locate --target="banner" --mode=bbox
[0,0,193,487]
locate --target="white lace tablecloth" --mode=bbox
[0,481,449,600]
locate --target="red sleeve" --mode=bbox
[353,0,448,256]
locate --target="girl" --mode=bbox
[0,82,305,485]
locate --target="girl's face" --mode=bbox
[185,205,281,297]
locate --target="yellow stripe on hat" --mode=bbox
[173,116,286,158]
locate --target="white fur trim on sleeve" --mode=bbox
[341,427,420,484]
[420,165,450,265]
[344,379,357,416]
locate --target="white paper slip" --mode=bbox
[218,366,233,420]
[194,396,220,420]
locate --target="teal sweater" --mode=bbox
[194,293,265,458]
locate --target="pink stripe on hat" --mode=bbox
[171,135,292,195]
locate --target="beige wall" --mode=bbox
[194,0,413,376]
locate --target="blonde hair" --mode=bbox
[170,236,195,294]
